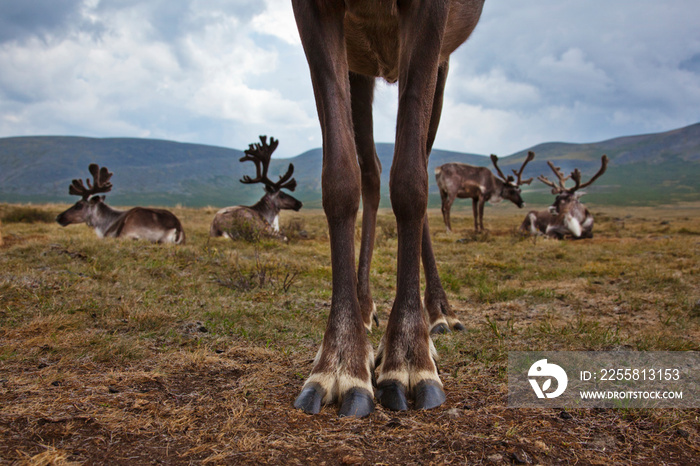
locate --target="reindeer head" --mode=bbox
[538,155,608,217]
[490,151,535,208]
[240,136,303,212]
[56,164,113,226]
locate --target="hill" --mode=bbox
[1,123,699,207]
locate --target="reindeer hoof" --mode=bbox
[430,323,450,335]
[376,381,408,411]
[414,380,446,410]
[339,388,374,418]
[294,383,324,414]
[452,322,466,332]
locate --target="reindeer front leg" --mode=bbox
[477,196,487,232]
[440,190,456,233]
[292,1,374,418]
[375,2,449,411]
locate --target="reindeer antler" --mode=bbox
[68,164,113,199]
[512,151,535,185]
[537,161,571,194]
[570,155,608,192]
[240,136,297,192]
[538,155,609,194]
[490,154,515,184]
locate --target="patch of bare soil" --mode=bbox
[1,339,698,465]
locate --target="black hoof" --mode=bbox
[373,313,380,327]
[414,379,446,410]
[452,322,466,332]
[431,323,450,335]
[376,380,408,411]
[294,383,325,414]
[339,388,374,418]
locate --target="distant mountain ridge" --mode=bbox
[1,122,699,207]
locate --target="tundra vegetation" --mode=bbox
[0,202,698,464]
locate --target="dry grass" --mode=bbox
[1,202,699,464]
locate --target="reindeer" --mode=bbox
[56,164,185,244]
[210,136,302,241]
[291,0,485,417]
[521,155,609,239]
[436,152,535,233]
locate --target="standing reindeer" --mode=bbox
[56,164,185,244]
[436,152,535,233]
[521,155,609,239]
[291,0,485,418]
[210,136,302,241]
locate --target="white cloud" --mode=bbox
[1,0,700,159]
[0,0,317,155]
[448,66,541,109]
[250,0,299,46]
[538,48,612,95]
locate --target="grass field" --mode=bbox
[1,202,699,464]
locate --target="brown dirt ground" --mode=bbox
[1,336,698,465]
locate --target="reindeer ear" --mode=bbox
[575,191,586,199]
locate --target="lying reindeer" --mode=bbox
[56,164,186,244]
[436,151,535,233]
[521,155,608,239]
[210,136,302,241]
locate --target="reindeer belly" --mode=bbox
[117,208,183,244]
[345,11,400,81]
[121,227,167,243]
[344,0,484,82]
[457,181,484,200]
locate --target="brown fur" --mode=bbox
[531,155,608,239]
[57,164,185,244]
[211,137,302,242]
[437,153,534,233]
[519,209,554,236]
[291,0,485,416]
[108,207,186,244]
[210,205,283,241]
[57,198,185,244]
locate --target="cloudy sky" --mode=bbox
[1,0,699,158]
